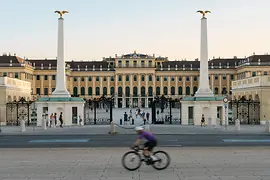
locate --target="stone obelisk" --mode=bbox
[195,11,214,97]
[52,11,70,97]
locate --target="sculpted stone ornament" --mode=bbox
[197,10,211,18]
[55,10,69,18]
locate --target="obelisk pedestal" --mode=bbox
[195,17,213,97]
[52,17,70,97]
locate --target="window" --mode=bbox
[163,87,168,95]
[96,87,100,95]
[88,87,92,95]
[118,60,122,67]
[118,87,123,96]
[110,87,114,95]
[148,75,152,81]
[110,76,114,81]
[126,75,129,81]
[186,76,190,81]
[134,75,137,81]
[125,87,130,97]
[193,76,197,81]
[178,86,182,95]
[252,72,256,77]
[81,77,84,81]
[126,61,129,67]
[88,77,92,81]
[148,86,153,96]
[96,77,99,81]
[81,87,85,95]
[103,87,107,95]
[141,61,145,67]
[222,75,226,80]
[193,86,198,95]
[141,86,146,96]
[103,77,107,81]
[214,87,219,94]
[186,86,190,95]
[141,75,145,81]
[171,77,175,81]
[44,88,48,95]
[74,77,77,82]
[156,87,160,96]
[73,87,78,96]
[230,75,234,80]
[164,76,168,81]
[215,75,218,80]
[36,88,40,95]
[222,88,227,95]
[149,60,152,67]
[15,73,18,78]
[133,87,138,96]
[52,75,56,80]
[156,76,160,81]
[118,75,122,81]
[133,61,137,67]
[171,86,175,95]
[178,76,182,81]
[36,75,40,80]
[44,75,48,80]
[264,71,268,75]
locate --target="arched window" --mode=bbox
[222,87,227,95]
[133,75,137,81]
[214,87,219,95]
[133,86,138,96]
[141,86,146,96]
[186,86,190,95]
[88,87,92,95]
[96,87,100,96]
[156,87,160,96]
[193,86,198,95]
[73,87,78,96]
[148,86,153,96]
[103,87,107,95]
[81,87,85,95]
[125,86,130,97]
[141,75,145,81]
[178,86,182,95]
[110,87,114,95]
[118,86,123,97]
[164,87,168,95]
[171,86,175,95]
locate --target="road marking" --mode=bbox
[160,145,182,147]
[166,140,178,142]
[28,139,90,143]
[223,139,270,143]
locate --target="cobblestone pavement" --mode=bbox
[0,147,269,180]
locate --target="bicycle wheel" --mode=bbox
[152,150,170,170]
[121,151,142,171]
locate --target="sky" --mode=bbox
[0,0,269,61]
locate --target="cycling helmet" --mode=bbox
[135,126,144,131]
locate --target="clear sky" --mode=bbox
[1,0,269,61]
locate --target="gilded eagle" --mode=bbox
[197,10,211,18]
[54,10,69,18]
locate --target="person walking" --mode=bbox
[59,112,63,128]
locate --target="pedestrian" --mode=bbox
[146,112,150,122]
[59,112,63,128]
[54,113,57,127]
[201,114,206,127]
[49,113,54,128]
[79,115,82,126]
[124,112,128,125]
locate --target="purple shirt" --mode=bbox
[139,131,156,142]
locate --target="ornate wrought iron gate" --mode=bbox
[6,97,34,126]
[84,96,113,125]
[229,96,260,124]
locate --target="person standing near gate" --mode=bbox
[59,112,63,128]
[124,112,128,125]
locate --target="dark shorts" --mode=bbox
[144,140,157,151]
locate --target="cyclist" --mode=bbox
[133,126,158,162]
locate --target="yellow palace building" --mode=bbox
[0,51,269,111]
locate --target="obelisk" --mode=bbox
[195,10,214,97]
[52,10,70,97]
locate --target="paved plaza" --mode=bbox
[0,147,269,180]
[0,124,268,135]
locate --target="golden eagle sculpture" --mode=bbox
[197,10,211,18]
[54,10,69,18]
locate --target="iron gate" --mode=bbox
[229,96,260,124]
[84,95,113,125]
[151,95,181,124]
[6,97,35,126]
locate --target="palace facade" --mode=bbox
[0,51,269,108]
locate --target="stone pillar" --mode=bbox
[175,76,178,95]
[41,75,44,95]
[122,74,126,108]
[226,74,230,94]
[85,76,88,97]
[190,75,193,95]
[195,16,214,97]
[52,17,70,97]
[183,77,186,95]
[161,76,164,95]
[48,75,52,95]
[32,76,36,94]
[219,74,222,95]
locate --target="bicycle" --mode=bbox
[121,146,170,171]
